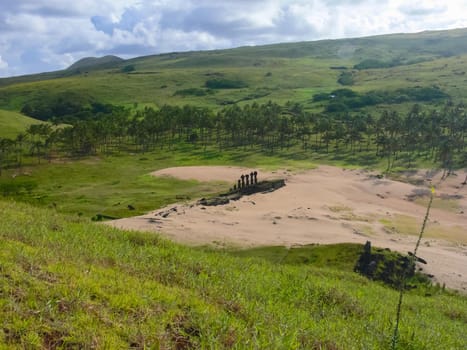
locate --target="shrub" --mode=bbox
[354,59,392,70]
[0,179,38,196]
[121,65,135,73]
[174,88,213,97]
[313,92,331,102]
[315,86,449,112]
[205,79,248,89]
[337,71,354,86]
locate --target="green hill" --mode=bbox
[0,199,465,349]
[2,28,467,112]
[67,55,124,71]
[0,109,43,139]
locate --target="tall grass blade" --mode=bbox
[391,187,434,349]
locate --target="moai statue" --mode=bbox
[253,171,258,184]
[238,179,241,190]
[250,172,254,185]
[233,184,237,191]
[246,174,250,186]
[241,174,245,188]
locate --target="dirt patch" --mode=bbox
[109,165,467,292]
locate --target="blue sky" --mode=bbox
[1,0,467,77]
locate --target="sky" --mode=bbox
[1,0,467,78]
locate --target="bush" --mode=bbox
[330,88,358,98]
[354,59,394,70]
[21,93,121,123]
[326,102,349,113]
[315,86,449,112]
[313,92,331,102]
[337,71,354,86]
[21,92,93,121]
[121,65,135,73]
[0,179,38,196]
[174,88,213,97]
[205,79,248,89]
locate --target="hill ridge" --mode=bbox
[1,26,467,82]
[67,55,124,71]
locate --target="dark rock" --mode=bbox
[197,197,230,206]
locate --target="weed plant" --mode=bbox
[391,188,435,349]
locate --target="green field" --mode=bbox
[0,199,466,349]
[0,109,43,139]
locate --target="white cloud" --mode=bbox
[1,0,467,77]
[0,55,8,70]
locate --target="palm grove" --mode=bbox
[1,95,466,179]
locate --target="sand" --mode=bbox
[108,165,467,292]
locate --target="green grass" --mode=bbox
[0,109,43,139]
[228,243,366,272]
[0,199,466,349]
[415,196,460,213]
[0,145,321,219]
[379,213,467,244]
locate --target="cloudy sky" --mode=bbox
[1,0,467,77]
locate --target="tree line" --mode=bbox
[1,101,466,175]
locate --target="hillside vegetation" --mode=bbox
[0,199,466,349]
[0,99,465,220]
[2,28,467,112]
[0,109,43,139]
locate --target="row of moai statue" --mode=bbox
[233,171,258,191]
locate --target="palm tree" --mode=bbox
[15,132,27,169]
[30,140,44,164]
[377,111,402,171]
[0,138,14,176]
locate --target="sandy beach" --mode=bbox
[108,165,467,292]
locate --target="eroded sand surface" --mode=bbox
[109,165,467,292]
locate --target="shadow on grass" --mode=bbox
[227,243,363,272]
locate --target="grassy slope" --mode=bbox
[0,199,466,349]
[1,28,467,111]
[0,110,43,139]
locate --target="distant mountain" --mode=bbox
[67,55,124,71]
